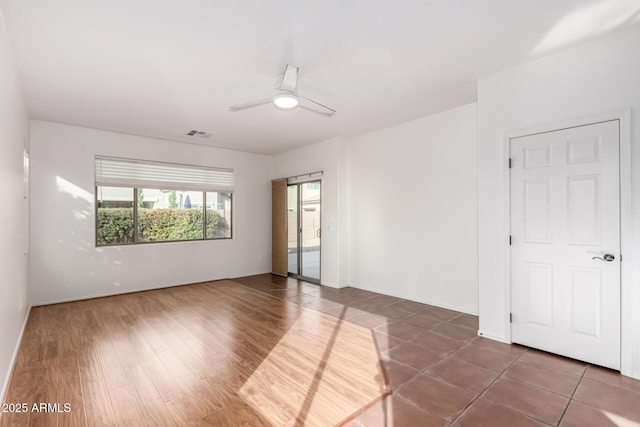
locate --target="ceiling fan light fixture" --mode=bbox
[273,91,299,109]
[229,64,334,116]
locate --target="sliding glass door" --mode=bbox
[301,181,321,280]
[287,180,321,282]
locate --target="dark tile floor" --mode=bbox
[233,274,640,427]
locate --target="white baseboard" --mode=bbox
[232,270,273,279]
[347,283,478,316]
[32,273,278,307]
[320,281,347,289]
[1,306,31,404]
[476,330,510,344]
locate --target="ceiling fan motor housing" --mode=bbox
[273,89,299,109]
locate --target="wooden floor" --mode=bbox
[0,280,388,426]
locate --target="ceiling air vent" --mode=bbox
[186,130,212,138]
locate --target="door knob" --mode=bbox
[592,254,615,262]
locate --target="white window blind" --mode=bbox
[95,156,234,192]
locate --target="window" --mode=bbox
[95,157,233,246]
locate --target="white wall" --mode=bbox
[273,137,348,287]
[0,11,30,401]
[478,27,640,378]
[30,121,273,305]
[347,103,478,314]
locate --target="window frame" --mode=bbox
[95,186,233,247]
[94,155,235,248]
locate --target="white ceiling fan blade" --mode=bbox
[299,96,336,117]
[279,65,298,92]
[228,98,273,112]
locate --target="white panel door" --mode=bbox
[510,120,620,369]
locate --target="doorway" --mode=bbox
[288,180,321,283]
[510,120,621,370]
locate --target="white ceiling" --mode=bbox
[1,1,639,154]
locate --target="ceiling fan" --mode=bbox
[229,65,336,117]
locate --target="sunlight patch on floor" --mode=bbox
[603,410,640,426]
[239,309,387,426]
